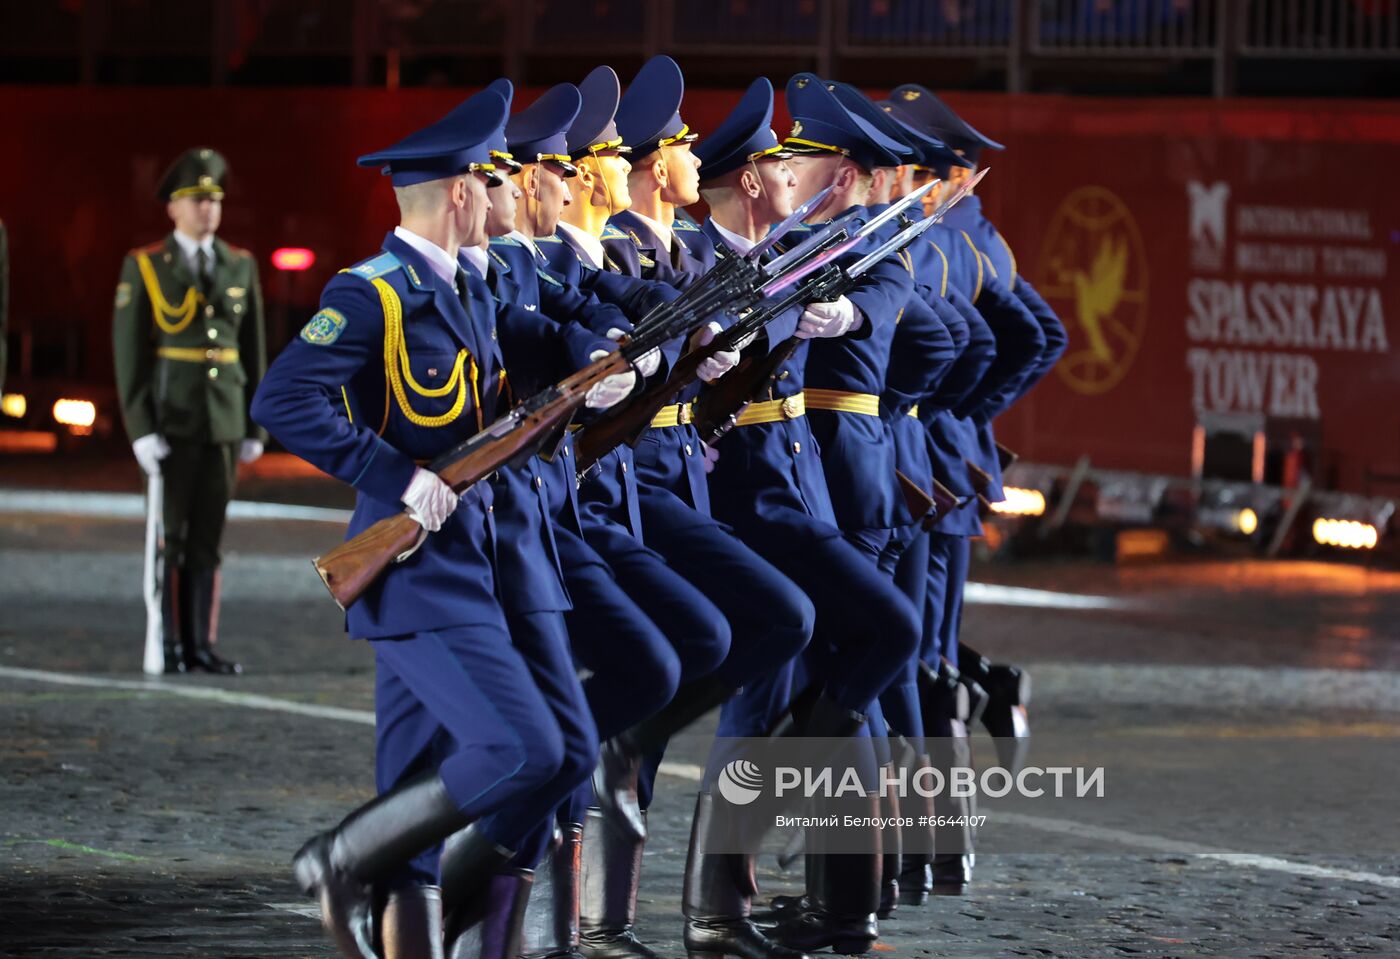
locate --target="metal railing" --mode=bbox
[2,0,1396,92]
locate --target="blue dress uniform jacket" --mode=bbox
[251,232,505,640]
[475,238,617,615]
[797,212,918,532]
[699,220,841,542]
[606,210,717,280]
[598,213,716,522]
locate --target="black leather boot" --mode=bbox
[447,869,533,959]
[596,676,738,842]
[917,662,974,896]
[381,885,444,959]
[183,566,240,674]
[958,644,1031,772]
[766,819,879,955]
[578,807,657,959]
[293,771,471,959]
[895,755,934,906]
[440,824,517,944]
[683,793,812,959]
[876,771,900,920]
[160,558,186,674]
[521,822,586,959]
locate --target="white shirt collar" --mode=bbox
[628,211,672,253]
[508,229,543,262]
[708,218,757,256]
[172,230,215,269]
[556,221,605,270]
[393,226,461,289]
[459,244,490,281]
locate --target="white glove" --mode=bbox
[692,321,740,383]
[132,433,170,477]
[701,442,720,474]
[401,466,459,532]
[238,439,264,464]
[608,328,660,378]
[796,295,859,339]
[585,349,638,410]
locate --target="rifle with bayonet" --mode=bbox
[572,180,941,470]
[310,238,778,610]
[692,169,989,445]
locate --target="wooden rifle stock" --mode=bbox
[964,457,995,496]
[922,479,963,530]
[995,441,1019,471]
[896,468,937,522]
[312,353,631,610]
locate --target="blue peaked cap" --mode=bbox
[888,84,1003,164]
[616,55,698,158]
[506,83,582,177]
[783,73,907,172]
[359,89,509,187]
[693,77,791,182]
[824,80,969,171]
[567,66,631,159]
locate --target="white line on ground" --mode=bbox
[0,665,374,725]
[963,582,1133,610]
[4,663,1396,893]
[995,812,1400,890]
[0,489,352,524]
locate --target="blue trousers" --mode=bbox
[371,622,574,886]
[734,523,921,720]
[921,532,968,666]
[473,610,600,867]
[880,527,932,748]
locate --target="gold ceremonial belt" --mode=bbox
[803,389,880,417]
[650,403,694,428]
[734,392,806,427]
[158,346,240,364]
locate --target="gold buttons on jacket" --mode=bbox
[536,476,544,489]
[792,441,802,454]
[205,305,215,318]
[685,444,693,456]
[208,367,219,380]
[207,327,218,340]
[621,462,628,473]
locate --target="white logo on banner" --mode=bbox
[1188,180,1231,271]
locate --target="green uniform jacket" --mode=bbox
[112,234,267,444]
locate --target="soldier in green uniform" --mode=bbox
[112,147,267,675]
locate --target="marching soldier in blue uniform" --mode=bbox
[251,92,629,959]
[604,55,716,279]
[431,82,662,959]
[548,61,815,959]
[443,81,707,959]
[694,75,928,956]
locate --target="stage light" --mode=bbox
[1,393,26,418]
[272,247,316,271]
[1236,508,1258,536]
[52,398,96,429]
[1312,518,1379,550]
[992,486,1046,517]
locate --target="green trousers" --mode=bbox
[161,440,238,569]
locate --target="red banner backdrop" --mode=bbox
[1,87,1397,491]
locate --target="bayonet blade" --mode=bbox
[750,184,834,261]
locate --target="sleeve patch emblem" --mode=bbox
[301,308,348,345]
[115,282,132,309]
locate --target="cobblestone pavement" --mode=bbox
[3,491,1400,957]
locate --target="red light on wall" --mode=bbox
[272,247,316,271]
